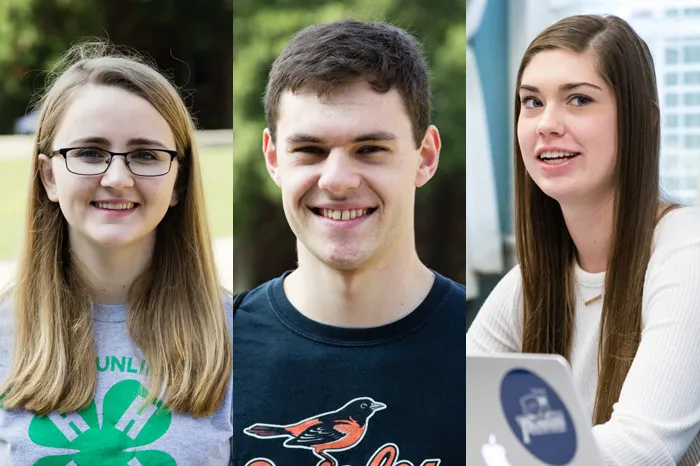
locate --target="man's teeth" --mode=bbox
[321,208,369,221]
[539,151,577,160]
[95,202,135,210]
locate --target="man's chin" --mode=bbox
[320,249,370,271]
[297,238,378,270]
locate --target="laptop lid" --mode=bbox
[467,353,603,466]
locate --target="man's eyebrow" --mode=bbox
[352,132,398,143]
[519,82,603,93]
[284,132,399,144]
[285,134,323,144]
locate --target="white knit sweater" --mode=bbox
[467,206,700,466]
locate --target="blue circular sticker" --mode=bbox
[500,368,577,465]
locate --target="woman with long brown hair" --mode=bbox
[0,41,233,463]
[467,14,700,465]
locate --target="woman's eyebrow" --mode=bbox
[519,82,603,93]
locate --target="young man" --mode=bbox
[232,20,465,465]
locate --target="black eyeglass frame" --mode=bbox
[47,147,179,177]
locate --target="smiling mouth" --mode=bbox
[311,207,377,221]
[538,151,580,164]
[91,202,138,211]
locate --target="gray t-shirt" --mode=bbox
[0,294,233,465]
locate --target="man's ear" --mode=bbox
[415,125,441,188]
[38,154,59,202]
[263,128,281,187]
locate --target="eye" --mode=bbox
[361,403,368,409]
[357,146,385,154]
[520,96,542,109]
[69,148,109,163]
[569,95,593,106]
[129,150,160,161]
[76,148,105,158]
[293,146,326,154]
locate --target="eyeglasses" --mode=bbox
[48,147,179,177]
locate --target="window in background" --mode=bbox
[656,16,700,204]
[533,0,700,204]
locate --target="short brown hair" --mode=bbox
[264,20,431,146]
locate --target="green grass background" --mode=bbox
[0,145,233,260]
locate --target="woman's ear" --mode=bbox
[170,188,179,207]
[38,154,59,203]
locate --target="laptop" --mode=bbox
[467,354,604,465]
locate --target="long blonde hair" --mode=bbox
[0,41,231,417]
[514,15,660,424]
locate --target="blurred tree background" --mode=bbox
[0,0,233,290]
[0,0,232,133]
[233,0,466,290]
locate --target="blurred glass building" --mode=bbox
[467,0,700,321]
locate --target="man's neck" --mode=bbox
[284,244,435,328]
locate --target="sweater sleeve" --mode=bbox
[592,208,700,466]
[466,265,523,354]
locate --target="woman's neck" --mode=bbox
[560,195,614,273]
[69,232,155,304]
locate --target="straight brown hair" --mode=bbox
[0,41,231,417]
[514,15,660,424]
[264,20,431,147]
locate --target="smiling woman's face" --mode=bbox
[40,84,179,252]
[517,48,618,206]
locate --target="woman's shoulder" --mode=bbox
[0,292,13,330]
[0,292,13,376]
[654,206,700,249]
[221,290,234,326]
[645,206,700,292]
[222,290,233,309]
[480,264,523,310]
[494,264,523,292]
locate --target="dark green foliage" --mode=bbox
[233,0,466,288]
[0,0,232,133]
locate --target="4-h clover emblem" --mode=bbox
[28,379,175,465]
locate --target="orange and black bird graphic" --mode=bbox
[244,397,387,466]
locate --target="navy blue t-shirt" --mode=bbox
[232,271,466,465]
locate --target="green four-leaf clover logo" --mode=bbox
[29,379,175,465]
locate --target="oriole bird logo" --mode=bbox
[244,397,387,466]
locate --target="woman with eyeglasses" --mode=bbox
[0,41,233,464]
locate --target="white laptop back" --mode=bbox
[467,354,603,465]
